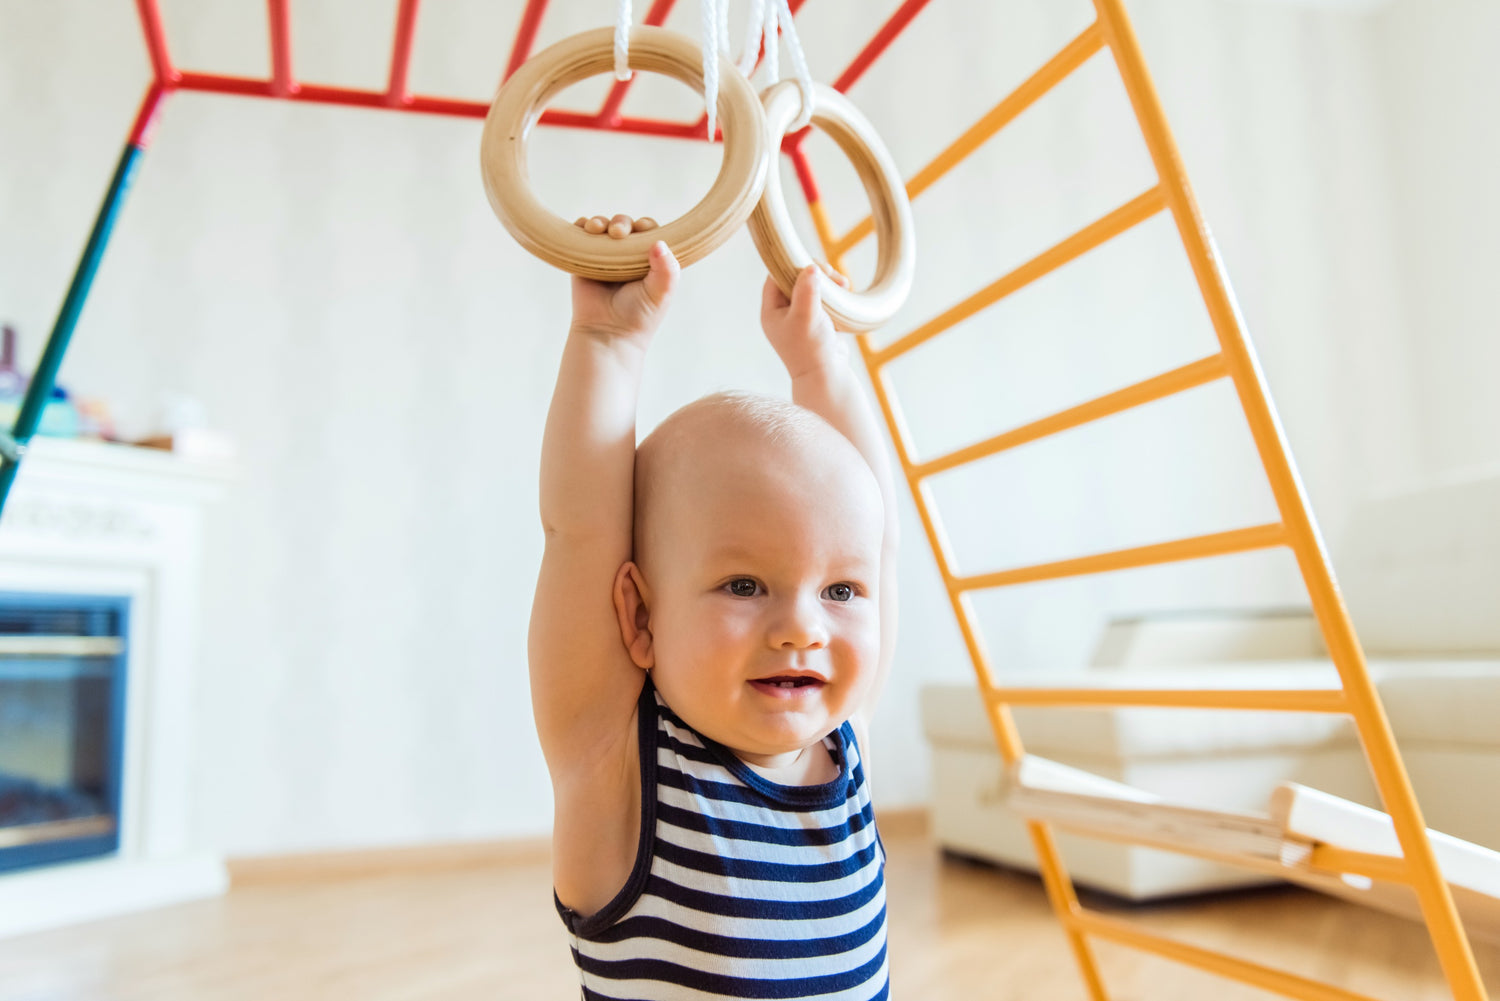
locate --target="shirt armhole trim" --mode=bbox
[559,676,659,938]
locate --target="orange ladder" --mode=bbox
[806,0,1489,997]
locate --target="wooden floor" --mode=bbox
[2,831,1497,1000]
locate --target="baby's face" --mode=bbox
[641,433,884,767]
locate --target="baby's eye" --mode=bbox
[824,583,856,603]
[726,579,760,598]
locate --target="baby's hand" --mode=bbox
[570,240,680,343]
[760,263,853,381]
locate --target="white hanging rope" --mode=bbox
[737,0,767,76]
[614,0,633,81]
[775,0,815,131]
[761,0,779,84]
[701,0,721,140]
[612,0,815,141]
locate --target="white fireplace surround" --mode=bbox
[0,437,232,939]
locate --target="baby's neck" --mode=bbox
[736,739,839,786]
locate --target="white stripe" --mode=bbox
[659,747,737,784]
[575,913,887,982]
[656,781,871,832]
[579,961,890,1001]
[609,879,887,943]
[650,852,879,901]
[657,715,706,747]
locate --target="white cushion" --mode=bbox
[921,664,1359,760]
[923,659,1500,759]
[1372,661,1500,748]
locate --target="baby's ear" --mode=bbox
[612,561,655,670]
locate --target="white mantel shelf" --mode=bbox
[0,437,235,939]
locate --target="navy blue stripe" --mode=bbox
[656,835,879,884]
[582,980,887,1001]
[659,733,724,768]
[657,764,854,813]
[575,940,887,999]
[589,906,885,958]
[655,801,874,848]
[639,870,883,921]
[582,988,642,1001]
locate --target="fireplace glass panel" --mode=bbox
[0,594,128,873]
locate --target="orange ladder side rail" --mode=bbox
[1091,1,1484,996]
[799,1,1489,997]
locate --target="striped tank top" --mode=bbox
[556,677,889,1000]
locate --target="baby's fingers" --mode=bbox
[816,261,852,289]
[640,241,680,309]
[787,265,826,324]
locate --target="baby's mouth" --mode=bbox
[750,675,826,697]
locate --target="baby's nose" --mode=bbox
[770,596,829,649]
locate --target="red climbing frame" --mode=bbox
[129,0,928,194]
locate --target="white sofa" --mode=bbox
[922,469,1500,900]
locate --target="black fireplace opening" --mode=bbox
[0,593,129,873]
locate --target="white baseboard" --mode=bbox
[0,853,229,940]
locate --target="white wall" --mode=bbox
[0,0,1458,856]
[1371,0,1500,477]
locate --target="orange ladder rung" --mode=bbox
[872,185,1167,365]
[1069,909,1386,1001]
[951,521,1287,591]
[912,353,1228,479]
[987,685,1349,713]
[832,21,1107,258]
[1308,843,1413,885]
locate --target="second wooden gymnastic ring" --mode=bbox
[748,80,916,332]
[480,26,770,282]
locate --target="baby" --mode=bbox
[529,235,899,1000]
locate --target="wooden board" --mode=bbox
[1003,756,1500,943]
[1004,756,1315,868]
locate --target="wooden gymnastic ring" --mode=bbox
[748,80,916,332]
[480,26,770,282]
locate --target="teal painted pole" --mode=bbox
[0,83,166,518]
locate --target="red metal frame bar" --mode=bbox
[169,70,722,136]
[267,0,295,96]
[786,142,821,206]
[504,0,551,83]
[387,0,421,105]
[134,0,176,84]
[126,81,170,149]
[831,0,935,93]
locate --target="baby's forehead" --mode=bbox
[649,419,870,507]
[663,446,881,551]
[634,393,884,561]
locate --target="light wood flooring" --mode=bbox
[2,831,1497,1000]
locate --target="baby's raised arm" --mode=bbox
[761,267,901,727]
[530,241,678,784]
